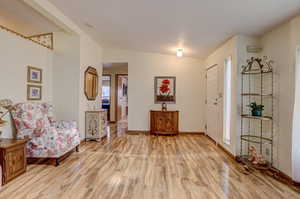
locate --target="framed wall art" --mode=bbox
[27,85,42,101]
[154,76,176,104]
[27,66,42,84]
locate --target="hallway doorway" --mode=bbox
[102,63,128,129]
[101,75,111,121]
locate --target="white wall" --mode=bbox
[291,15,300,183]
[0,28,53,138]
[205,36,260,156]
[103,47,206,132]
[23,0,104,140]
[260,22,293,178]
[262,15,300,181]
[78,35,103,138]
[205,16,300,180]
[103,64,128,122]
[205,37,238,151]
[52,31,80,122]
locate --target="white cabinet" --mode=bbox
[85,110,107,141]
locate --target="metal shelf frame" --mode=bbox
[240,58,274,168]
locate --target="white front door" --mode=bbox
[206,66,219,142]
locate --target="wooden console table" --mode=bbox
[150,110,179,135]
[0,139,27,185]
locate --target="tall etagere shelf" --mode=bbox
[239,57,274,169]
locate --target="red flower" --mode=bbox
[160,84,170,93]
[162,79,170,85]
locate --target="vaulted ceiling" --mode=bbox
[0,0,61,35]
[48,0,300,58]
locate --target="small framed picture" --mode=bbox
[27,66,42,83]
[154,76,176,104]
[27,85,42,101]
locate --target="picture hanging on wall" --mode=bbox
[27,66,42,84]
[27,85,42,101]
[154,76,176,104]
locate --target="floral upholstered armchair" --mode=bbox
[11,103,80,166]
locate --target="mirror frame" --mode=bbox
[84,66,98,101]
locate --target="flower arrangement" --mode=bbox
[248,102,264,117]
[0,99,13,127]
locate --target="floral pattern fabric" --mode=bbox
[11,103,80,158]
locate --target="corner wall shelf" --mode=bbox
[239,56,274,169]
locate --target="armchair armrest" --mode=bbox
[53,120,77,129]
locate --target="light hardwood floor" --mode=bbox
[0,124,299,199]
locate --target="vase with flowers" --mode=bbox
[0,99,13,138]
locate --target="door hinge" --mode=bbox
[205,124,207,130]
[205,99,207,104]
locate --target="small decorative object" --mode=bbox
[242,56,273,73]
[84,66,98,100]
[262,56,274,72]
[161,102,167,111]
[248,146,267,165]
[248,102,264,117]
[27,66,42,83]
[27,85,42,100]
[0,99,13,139]
[28,33,53,49]
[154,76,176,104]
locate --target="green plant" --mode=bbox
[249,102,264,111]
[248,102,264,113]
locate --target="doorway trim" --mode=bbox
[115,74,128,122]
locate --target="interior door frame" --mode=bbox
[115,74,128,122]
[102,74,112,121]
[205,64,219,138]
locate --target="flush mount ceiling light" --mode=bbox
[85,23,95,29]
[176,48,184,57]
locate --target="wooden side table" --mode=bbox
[0,139,27,185]
[150,110,179,135]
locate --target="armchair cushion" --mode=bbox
[13,103,51,131]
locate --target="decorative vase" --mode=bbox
[161,103,167,111]
[252,110,262,117]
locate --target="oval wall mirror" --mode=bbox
[84,66,98,100]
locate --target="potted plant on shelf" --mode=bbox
[248,102,264,117]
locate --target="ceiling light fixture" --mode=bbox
[176,48,183,57]
[85,23,95,29]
